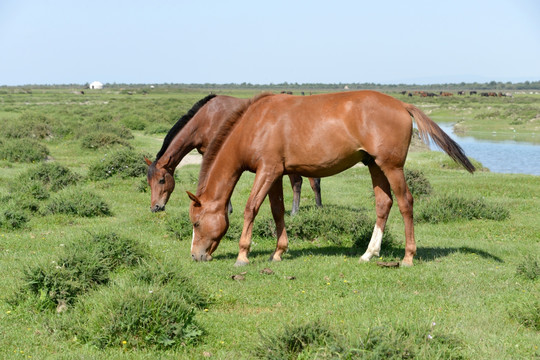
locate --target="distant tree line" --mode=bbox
[2,80,540,92]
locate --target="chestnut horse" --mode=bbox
[145,94,321,214]
[187,91,475,266]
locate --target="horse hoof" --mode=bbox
[234,260,249,267]
[401,260,414,267]
[358,256,370,263]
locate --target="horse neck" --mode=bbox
[198,150,242,209]
[156,114,209,171]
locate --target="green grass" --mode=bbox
[0,87,539,359]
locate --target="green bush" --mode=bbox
[121,115,147,131]
[254,320,337,360]
[0,207,29,229]
[78,286,203,350]
[16,162,80,192]
[78,122,134,140]
[416,194,510,223]
[145,123,171,135]
[43,187,111,217]
[251,205,395,249]
[80,132,132,149]
[87,148,148,180]
[2,112,53,139]
[404,168,432,198]
[21,232,145,310]
[0,138,49,163]
[132,261,208,309]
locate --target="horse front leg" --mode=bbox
[288,174,303,215]
[267,176,288,262]
[236,170,281,266]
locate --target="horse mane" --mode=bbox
[154,94,217,162]
[197,92,274,195]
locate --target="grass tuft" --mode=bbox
[516,255,540,280]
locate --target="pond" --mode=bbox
[431,124,540,176]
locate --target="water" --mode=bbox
[431,124,540,176]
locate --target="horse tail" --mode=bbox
[404,103,476,173]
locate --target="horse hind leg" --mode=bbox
[383,167,416,266]
[288,174,303,215]
[360,163,393,263]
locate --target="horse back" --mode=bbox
[233,91,413,175]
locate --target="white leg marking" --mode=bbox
[360,224,383,262]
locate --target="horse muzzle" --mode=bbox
[191,252,213,262]
[151,204,165,213]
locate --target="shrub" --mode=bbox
[78,287,203,350]
[145,123,172,135]
[164,211,193,241]
[254,320,337,360]
[121,115,147,131]
[43,187,111,217]
[78,122,133,139]
[21,232,145,310]
[16,162,80,192]
[404,168,432,198]
[251,205,396,250]
[0,207,29,230]
[87,149,148,180]
[2,112,53,139]
[0,138,49,163]
[80,132,131,149]
[132,261,208,308]
[416,194,509,223]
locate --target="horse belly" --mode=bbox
[285,148,367,178]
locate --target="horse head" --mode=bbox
[187,191,229,261]
[145,156,175,212]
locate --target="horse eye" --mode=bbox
[194,221,200,228]
[159,178,165,184]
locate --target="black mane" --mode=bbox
[154,94,217,161]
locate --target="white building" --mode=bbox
[89,81,103,89]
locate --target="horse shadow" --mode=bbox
[213,242,504,264]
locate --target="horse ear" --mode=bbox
[186,191,201,207]
[144,157,153,166]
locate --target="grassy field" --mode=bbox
[0,87,539,359]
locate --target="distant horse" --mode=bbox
[145,95,321,214]
[187,91,475,266]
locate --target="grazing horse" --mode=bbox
[187,91,475,266]
[145,94,321,214]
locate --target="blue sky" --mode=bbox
[1,0,539,85]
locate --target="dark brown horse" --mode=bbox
[145,94,321,214]
[187,91,475,266]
